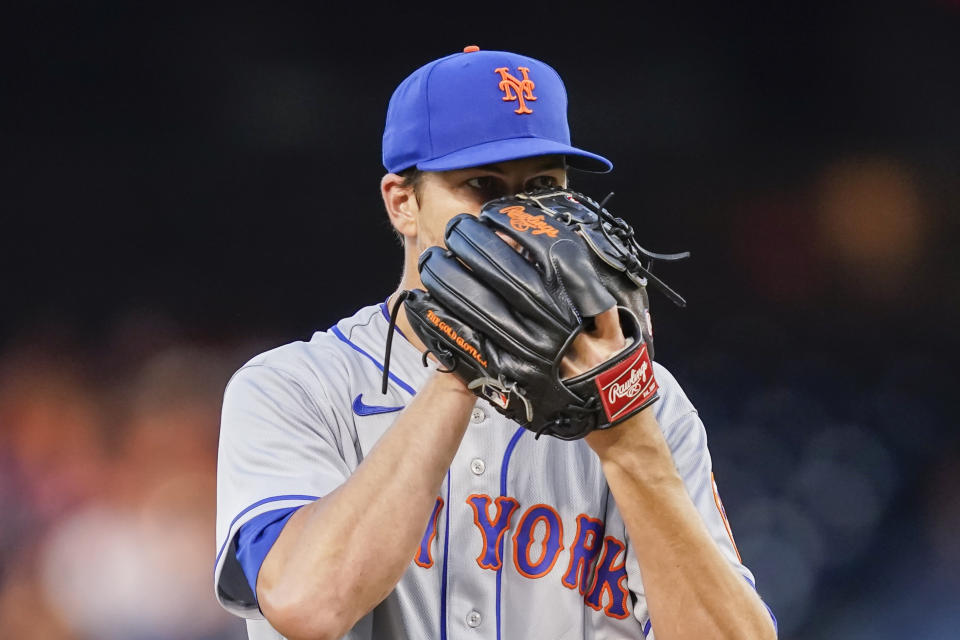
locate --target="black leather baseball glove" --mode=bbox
[384,188,688,440]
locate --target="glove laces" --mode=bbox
[381,291,409,395]
[382,291,455,395]
[595,192,691,308]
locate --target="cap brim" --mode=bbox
[416,137,612,173]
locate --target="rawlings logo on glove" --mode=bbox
[502,206,560,237]
[597,344,658,422]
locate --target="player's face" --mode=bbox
[413,156,568,250]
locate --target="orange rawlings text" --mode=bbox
[426,309,488,368]
[495,66,537,114]
[500,205,559,237]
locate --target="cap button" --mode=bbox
[462,45,480,53]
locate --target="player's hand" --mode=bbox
[559,307,627,379]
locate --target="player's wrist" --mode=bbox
[429,369,473,397]
[586,408,672,466]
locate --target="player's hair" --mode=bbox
[399,167,424,201]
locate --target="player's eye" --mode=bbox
[525,175,560,191]
[466,176,508,201]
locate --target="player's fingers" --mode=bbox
[494,230,521,253]
[591,306,625,343]
[560,314,628,379]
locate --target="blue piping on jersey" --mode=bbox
[643,618,652,637]
[496,427,526,640]
[214,494,320,570]
[330,325,416,396]
[745,576,778,634]
[742,575,779,634]
[440,469,451,640]
[763,600,778,635]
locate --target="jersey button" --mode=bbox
[470,458,485,475]
[466,610,482,628]
[470,407,486,424]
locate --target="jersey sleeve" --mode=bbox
[623,363,774,638]
[214,362,352,619]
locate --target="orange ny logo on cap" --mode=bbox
[495,67,537,114]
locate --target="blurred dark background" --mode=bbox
[2,1,958,638]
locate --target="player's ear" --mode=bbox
[381,173,419,240]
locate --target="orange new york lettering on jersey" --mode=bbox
[467,494,520,570]
[584,537,631,619]
[712,472,742,562]
[512,504,564,579]
[562,514,605,594]
[415,497,445,568]
[417,492,630,621]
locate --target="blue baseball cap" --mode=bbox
[382,46,612,174]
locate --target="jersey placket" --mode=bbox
[441,403,520,640]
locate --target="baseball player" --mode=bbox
[215,46,778,640]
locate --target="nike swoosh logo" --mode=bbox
[352,394,404,417]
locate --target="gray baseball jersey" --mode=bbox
[215,302,767,639]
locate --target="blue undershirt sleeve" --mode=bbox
[235,506,304,600]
